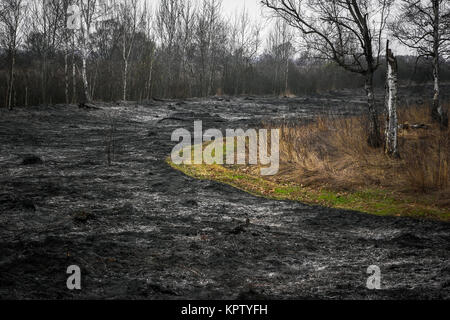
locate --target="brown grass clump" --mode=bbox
[262,103,450,208]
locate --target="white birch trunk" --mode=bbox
[81,52,90,102]
[72,34,76,103]
[80,16,91,102]
[122,59,128,101]
[431,0,448,127]
[385,44,399,158]
[64,40,69,104]
[7,50,15,110]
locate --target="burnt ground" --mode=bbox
[0,86,449,300]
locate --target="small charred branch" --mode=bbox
[399,123,430,131]
[385,41,400,159]
[78,102,101,110]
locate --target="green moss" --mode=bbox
[167,154,450,222]
[274,187,301,195]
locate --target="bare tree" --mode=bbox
[141,1,156,100]
[267,19,294,95]
[69,0,112,102]
[116,0,141,101]
[156,0,181,97]
[28,0,67,104]
[385,41,399,158]
[391,0,450,128]
[196,0,224,96]
[4,0,450,106]
[62,0,72,104]
[177,0,195,97]
[0,0,27,110]
[261,0,393,147]
[228,7,262,95]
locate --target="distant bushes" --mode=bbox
[1,47,449,107]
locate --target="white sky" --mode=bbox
[221,0,264,19]
[149,0,411,55]
[148,0,266,23]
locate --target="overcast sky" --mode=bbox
[150,0,267,23]
[221,0,264,19]
[148,0,411,55]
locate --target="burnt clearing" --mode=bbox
[0,87,449,300]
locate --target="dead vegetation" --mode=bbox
[260,103,450,209]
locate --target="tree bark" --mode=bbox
[65,41,69,104]
[385,43,400,158]
[80,21,91,102]
[72,34,77,103]
[146,49,154,100]
[122,59,128,101]
[7,48,16,110]
[81,54,91,102]
[431,0,448,128]
[365,73,382,148]
[284,52,289,95]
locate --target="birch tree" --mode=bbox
[156,0,181,97]
[29,0,67,104]
[385,41,399,158]
[142,2,156,100]
[116,0,140,101]
[267,19,294,95]
[391,0,450,128]
[229,7,262,95]
[262,0,393,147]
[78,0,94,101]
[195,0,223,96]
[0,0,27,110]
[68,0,113,102]
[178,0,195,96]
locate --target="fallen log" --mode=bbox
[399,123,430,130]
[78,102,102,110]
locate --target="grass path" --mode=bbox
[168,158,450,222]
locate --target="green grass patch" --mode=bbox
[167,146,450,222]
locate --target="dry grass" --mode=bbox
[169,103,450,220]
[260,103,450,209]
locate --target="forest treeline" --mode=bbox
[1,0,450,108]
[2,48,450,106]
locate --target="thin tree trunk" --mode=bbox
[385,43,399,158]
[7,48,16,110]
[365,72,382,148]
[65,43,69,104]
[42,53,47,104]
[146,52,154,100]
[91,61,98,100]
[432,54,441,120]
[123,59,128,101]
[431,0,448,128]
[81,25,91,102]
[284,54,289,95]
[273,61,278,95]
[72,34,77,103]
[81,54,91,102]
[432,57,448,128]
[42,1,47,105]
